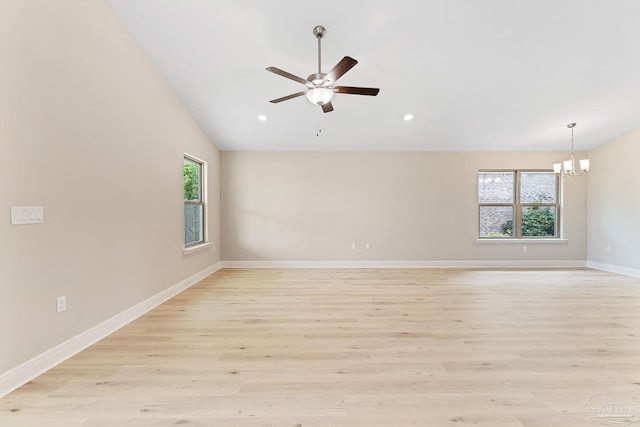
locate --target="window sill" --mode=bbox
[476,238,568,244]
[183,242,213,255]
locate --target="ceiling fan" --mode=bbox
[266,25,380,113]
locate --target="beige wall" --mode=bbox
[0,1,220,373]
[587,129,640,271]
[221,151,587,263]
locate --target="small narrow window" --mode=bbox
[478,170,559,239]
[184,155,205,247]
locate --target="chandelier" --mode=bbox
[553,123,590,177]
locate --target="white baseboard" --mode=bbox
[0,262,221,398]
[221,260,588,269]
[587,261,640,278]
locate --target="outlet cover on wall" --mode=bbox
[11,206,44,225]
[56,296,67,313]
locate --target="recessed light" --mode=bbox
[257,114,268,121]
[403,114,414,121]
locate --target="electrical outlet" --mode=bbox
[351,243,356,250]
[56,296,67,313]
[365,242,371,250]
[606,245,612,253]
[522,245,528,253]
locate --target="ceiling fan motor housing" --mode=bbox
[307,72,326,85]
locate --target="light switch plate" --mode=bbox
[11,206,44,225]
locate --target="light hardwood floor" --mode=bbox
[2,268,640,426]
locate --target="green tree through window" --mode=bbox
[183,163,200,201]
[501,206,556,237]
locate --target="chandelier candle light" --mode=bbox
[553,123,590,177]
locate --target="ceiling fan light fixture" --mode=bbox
[306,87,334,105]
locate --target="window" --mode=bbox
[478,170,559,239]
[184,155,206,247]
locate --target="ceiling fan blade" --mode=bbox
[321,102,334,113]
[266,67,309,85]
[324,56,358,84]
[334,86,380,96]
[269,91,307,103]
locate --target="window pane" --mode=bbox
[184,159,201,202]
[520,172,556,203]
[478,172,514,203]
[479,206,514,238]
[184,204,203,245]
[522,206,557,237]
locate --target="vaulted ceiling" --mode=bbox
[106,0,640,151]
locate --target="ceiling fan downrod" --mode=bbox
[313,25,326,75]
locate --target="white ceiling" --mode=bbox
[106,0,640,152]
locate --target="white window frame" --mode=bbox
[478,169,561,240]
[183,154,208,251]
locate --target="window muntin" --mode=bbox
[478,170,559,239]
[184,155,205,247]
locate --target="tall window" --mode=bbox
[478,170,559,239]
[184,155,205,247]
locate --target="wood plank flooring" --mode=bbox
[2,268,640,426]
